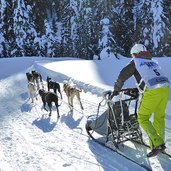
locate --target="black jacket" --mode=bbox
[114,52,152,92]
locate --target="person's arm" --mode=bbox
[114,60,135,93]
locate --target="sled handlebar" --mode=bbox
[102,88,139,100]
[121,88,139,98]
[102,90,113,99]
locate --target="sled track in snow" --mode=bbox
[60,97,153,170]
[87,130,171,171]
[87,130,152,171]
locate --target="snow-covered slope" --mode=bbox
[0,57,171,171]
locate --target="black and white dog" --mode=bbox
[39,89,60,118]
[47,76,62,99]
[26,72,34,82]
[26,70,44,90]
[32,70,44,90]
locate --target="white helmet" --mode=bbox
[130,44,147,55]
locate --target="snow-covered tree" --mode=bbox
[105,0,135,57]
[1,1,16,57]
[0,0,6,57]
[160,0,171,56]
[69,0,82,57]
[133,0,169,56]
[0,0,171,58]
[13,0,37,56]
[42,1,62,57]
[150,0,167,55]
[98,17,111,59]
[74,0,103,59]
[132,0,153,52]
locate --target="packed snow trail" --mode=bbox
[0,57,171,171]
[0,71,144,171]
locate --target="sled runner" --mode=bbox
[86,88,144,148]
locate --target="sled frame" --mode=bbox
[87,88,144,149]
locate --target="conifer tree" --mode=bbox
[149,0,167,55]
[1,1,16,57]
[0,0,6,57]
[160,0,171,56]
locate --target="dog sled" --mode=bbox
[86,88,144,149]
[86,88,171,169]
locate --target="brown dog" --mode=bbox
[63,83,84,110]
[39,89,60,118]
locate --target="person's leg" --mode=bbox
[138,89,164,148]
[153,87,170,143]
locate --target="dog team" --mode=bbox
[26,70,84,119]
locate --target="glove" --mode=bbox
[111,90,119,98]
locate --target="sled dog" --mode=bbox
[28,81,37,103]
[26,72,34,82]
[63,83,84,110]
[47,76,62,99]
[39,89,60,118]
[26,70,44,90]
[31,70,44,90]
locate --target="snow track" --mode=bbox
[0,58,171,171]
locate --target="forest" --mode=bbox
[0,0,171,59]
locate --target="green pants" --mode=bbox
[138,86,170,149]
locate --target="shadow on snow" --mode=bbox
[60,110,84,133]
[32,114,57,133]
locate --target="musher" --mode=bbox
[112,44,170,157]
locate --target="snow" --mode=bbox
[0,55,171,171]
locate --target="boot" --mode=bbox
[147,144,166,158]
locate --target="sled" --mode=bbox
[86,88,144,149]
[86,88,171,170]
